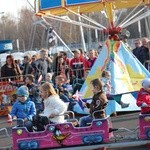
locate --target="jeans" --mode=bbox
[79,115,93,127]
[17,119,33,132]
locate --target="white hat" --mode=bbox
[142,78,150,88]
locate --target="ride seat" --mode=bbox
[92,109,106,119]
[64,111,78,126]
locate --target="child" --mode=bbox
[101,70,129,109]
[39,82,67,124]
[45,72,53,84]
[55,75,76,110]
[137,78,150,114]
[10,74,43,113]
[10,86,36,132]
[55,75,70,98]
[101,70,112,95]
[79,78,108,127]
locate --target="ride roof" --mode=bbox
[38,0,150,16]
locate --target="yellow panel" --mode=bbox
[114,0,150,10]
[38,0,150,16]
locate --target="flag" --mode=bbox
[72,91,86,110]
[38,74,43,84]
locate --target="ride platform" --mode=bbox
[0,112,150,150]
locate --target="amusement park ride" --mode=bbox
[1,0,150,149]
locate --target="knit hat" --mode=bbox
[17,86,29,97]
[142,78,150,89]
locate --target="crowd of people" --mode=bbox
[0,47,101,131]
[1,36,150,131]
[132,37,150,70]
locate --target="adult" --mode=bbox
[87,49,97,68]
[34,49,52,83]
[70,49,89,80]
[22,55,34,76]
[53,55,66,79]
[1,55,22,81]
[60,51,70,80]
[132,38,142,59]
[138,37,149,69]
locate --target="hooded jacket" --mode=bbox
[137,88,150,114]
[11,98,36,120]
[40,95,67,123]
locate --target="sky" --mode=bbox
[0,0,35,16]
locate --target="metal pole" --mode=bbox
[41,17,74,56]
[16,39,20,52]
[78,15,86,52]
[138,20,142,38]
[53,30,74,56]
[0,12,4,40]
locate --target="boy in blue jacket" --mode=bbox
[11,85,36,132]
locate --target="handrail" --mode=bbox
[92,109,105,119]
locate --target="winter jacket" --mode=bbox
[90,91,108,118]
[34,58,52,81]
[137,88,150,114]
[1,64,21,81]
[11,99,36,120]
[70,57,89,78]
[40,95,67,123]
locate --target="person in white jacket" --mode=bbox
[39,82,67,123]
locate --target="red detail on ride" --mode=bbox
[36,12,46,17]
[36,13,42,17]
[103,27,122,40]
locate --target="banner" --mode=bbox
[0,40,13,53]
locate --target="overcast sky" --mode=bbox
[0,0,34,16]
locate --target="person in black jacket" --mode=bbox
[138,37,150,70]
[22,55,34,76]
[1,55,22,81]
[132,38,142,59]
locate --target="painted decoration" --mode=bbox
[79,39,150,113]
[80,39,150,98]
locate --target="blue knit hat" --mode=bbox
[142,78,150,89]
[17,86,29,97]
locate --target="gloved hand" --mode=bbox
[141,102,148,107]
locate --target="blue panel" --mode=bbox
[0,40,13,53]
[66,0,101,6]
[40,0,62,10]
